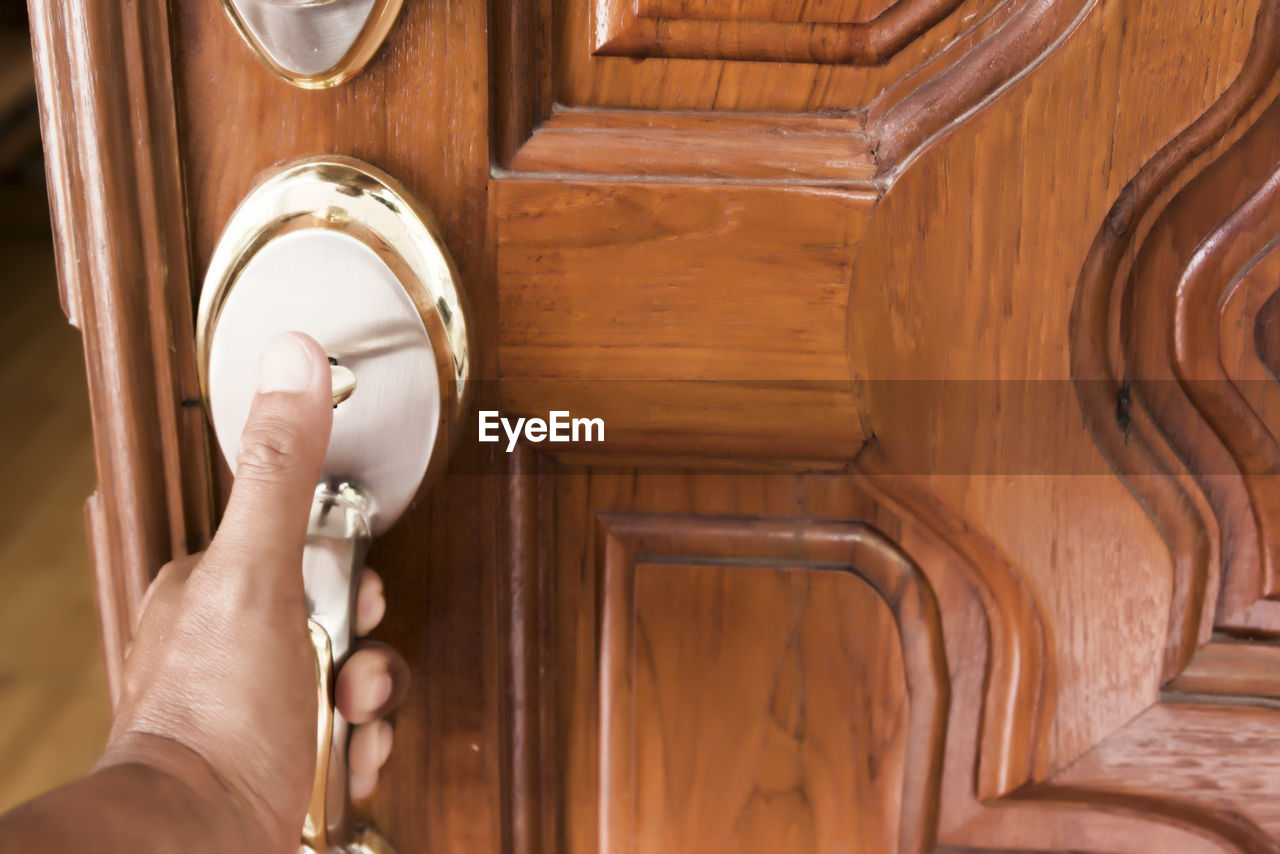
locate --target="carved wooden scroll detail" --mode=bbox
[1071,0,1280,664]
[1115,92,1280,636]
[1164,156,1280,630]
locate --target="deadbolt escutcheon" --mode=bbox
[221,0,403,89]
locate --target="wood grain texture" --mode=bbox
[845,0,1256,769]
[27,0,213,703]
[495,0,1122,180]
[506,111,877,184]
[618,561,908,853]
[852,443,1053,801]
[551,0,1000,111]
[1123,100,1280,634]
[638,0,899,24]
[1049,703,1280,842]
[495,180,875,458]
[499,0,1280,843]
[497,447,552,854]
[946,786,1280,853]
[597,515,946,854]
[490,0,1254,202]
[1176,167,1280,613]
[1168,641,1280,698]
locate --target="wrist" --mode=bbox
[94,733,278,852]
[0,756,269,854]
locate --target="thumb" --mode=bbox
[206,331,334,581]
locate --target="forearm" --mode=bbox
[0,756,266,852]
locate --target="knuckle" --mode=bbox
[236,416,305,479]
[140,554,197,607]
[156,553,199,582]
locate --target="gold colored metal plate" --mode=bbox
[221,0,403,89]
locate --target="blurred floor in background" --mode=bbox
[0,9,108,813]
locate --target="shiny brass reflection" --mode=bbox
[220,0,403,89]
[303,619,336,851]
[195,156,470,450]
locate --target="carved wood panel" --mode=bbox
[596,521,937,854]
[622,562,909,852]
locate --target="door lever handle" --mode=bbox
[196,157,470,853]
[302,482,374,852]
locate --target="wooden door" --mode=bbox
[27,0,1280,849]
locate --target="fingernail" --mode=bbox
[256,332,315,394]
[365,671,393,712]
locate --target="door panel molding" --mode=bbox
[946,784,1279,852]
[852,444,1054,799]
[492,0,1096,177]
[504,111,877,186]
[1133,108,1280,634]
[595,514,948,854]
[1072,0,1280,653]
[27,0,213,703]
[591,0,967,64]
[517,459,1062,851]
[512,454,1280,851]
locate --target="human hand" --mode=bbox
[97,332,409,852]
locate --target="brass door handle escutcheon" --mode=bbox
[196,156,470,853]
